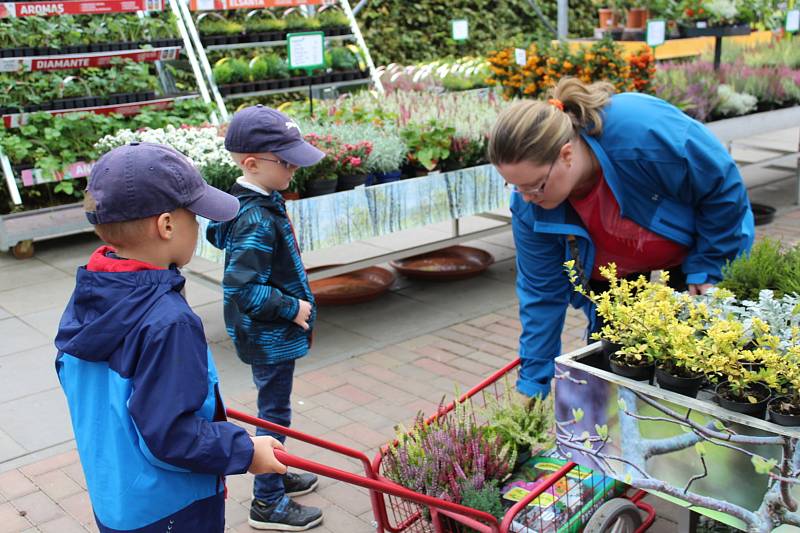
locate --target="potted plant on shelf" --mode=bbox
[399,120,455,176]
[298,132,340,197]
[366,130,408,185]
[623,0,649,30]
[335,140,372,191]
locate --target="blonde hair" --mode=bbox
[84,191,154,247]
[488,77,615,166]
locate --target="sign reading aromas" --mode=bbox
[0,0,163,18]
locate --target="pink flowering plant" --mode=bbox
[336,140,373,176]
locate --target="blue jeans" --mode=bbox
[251,360,295,503]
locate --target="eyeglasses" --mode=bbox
[510,157,557,196]
[250,156,297,170]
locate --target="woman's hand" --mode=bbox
[688,283,713,296]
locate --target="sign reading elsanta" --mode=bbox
[0,0,163,18]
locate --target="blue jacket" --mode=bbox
[55,251,254,532]
[207,184,315,365]
[514,93,754,397]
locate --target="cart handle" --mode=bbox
[228,408,374,470]
[228,408,501,531]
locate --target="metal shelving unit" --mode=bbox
[0,0,217,255]
[177,0,383,121]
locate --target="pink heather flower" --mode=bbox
[350,156,362,166]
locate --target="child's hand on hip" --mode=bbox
[248,436,287,475]
[293,300,312,330]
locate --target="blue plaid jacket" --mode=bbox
[207,183,314,365]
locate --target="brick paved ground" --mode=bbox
[0,204,797,533]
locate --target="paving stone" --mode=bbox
[0,501,33,533]
[0,260,69,293]
[0,344,61,404]
[0,470,36,500]
[0,317,50,357]
[19,450,78,478]
[38,515,89,533]
[11,490,65,525]
[0,427,26,464]
[31,469,83,501]
[0,388,73,452]
[59,491,94,527]
[0,278,75,316]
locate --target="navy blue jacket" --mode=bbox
[207,184,315,365]
[55,248,254,532]
[513,93,755,397]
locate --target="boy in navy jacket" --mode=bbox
[55,142,286,533]
[207,105,324,531]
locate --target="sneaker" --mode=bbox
[249,496,323,531]
[284,472,319,497]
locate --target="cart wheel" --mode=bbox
[11,240,34,260]
[583,498,644,533]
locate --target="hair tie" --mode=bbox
[548,98,564,111]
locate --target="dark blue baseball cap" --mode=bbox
[85,142,240,224]
[224,104,325,167]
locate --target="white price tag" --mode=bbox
[514,48,527,66]
[451,19,468,41]
[787,9,800,33]
[646,20,666,47]
[287,32,325,70]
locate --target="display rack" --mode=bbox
[0,0,218,208]
[177,0,383,121]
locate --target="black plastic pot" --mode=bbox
[600,339,621,371]
[768,396,800,426]
[655,367,704,398]
[337,173,368,191]
[609,358,655,382]
[751,203,776,226]
[305,178,338,197]
[715,381,770,419]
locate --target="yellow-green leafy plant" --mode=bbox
[480,378,554,460]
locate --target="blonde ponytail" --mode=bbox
[488,77,615,166]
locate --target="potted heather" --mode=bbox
[335,140,372,191]
[383,398,514,521]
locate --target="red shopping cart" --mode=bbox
[227,358,655,533]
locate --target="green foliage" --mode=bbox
[0,12,178,49]
[480,378,555,458]
[0,59,159,109]
[198,17,243,35]
[356,0,596,65]
[400,120,455,171]
[329,47,358,70]
[318,9,349,29]
[460,480,505,520]
[719,238,800,300]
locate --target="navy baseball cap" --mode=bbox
[85,142,240,224]
[224,104,325,167]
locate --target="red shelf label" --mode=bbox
[3,97,178,128]
[189,0,334,11]
[0,0,163,18]
[21,160,94,186]
[0,46,180,72]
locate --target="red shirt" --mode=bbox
[569,173,688,280]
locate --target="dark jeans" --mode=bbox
[251,360,295,503]
[587,267,687,338]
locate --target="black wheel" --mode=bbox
[584,498,644,533]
